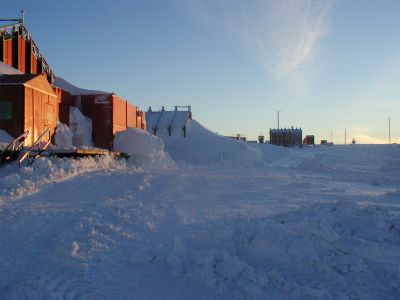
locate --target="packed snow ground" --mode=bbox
[0,123,400,299]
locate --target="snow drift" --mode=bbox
[0,129,13,143]
[54,122,74,148]
[157,119,263,165]
[69,107,93,147]
[0,129,13,149]
[113,127,173,168]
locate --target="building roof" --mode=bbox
[54,77,108,96]
[0,74,57,97]
[146,107,191,133]
[0,61,23,75]
[270,128,302,133]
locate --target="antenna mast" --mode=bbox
[21,10,25,24]
[389,116,391,144]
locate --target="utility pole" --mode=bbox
[277,110,280,129]
[345,130,347,145]
[389,116,391,144]
[330,130,333,143]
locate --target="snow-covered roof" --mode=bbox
[0,62,23,75]
[54,77,109,96]
[0,74,57,97]
[270,128,302,133]
[146,108,191,133]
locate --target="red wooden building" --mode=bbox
[1,17,147,150]
[0,74,59,146]
[77,93,146,149]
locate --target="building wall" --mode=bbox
[112,95,127,135]
[80,94,113,149]
[54,87,73,125]
[0,81,59,146]
[127,102,137,128]
[17,36,26,73]
[24,85,59,145]
[0,85,23,138]
[3,38,12,66]
[74,94,146,149]
[270,129,302,147]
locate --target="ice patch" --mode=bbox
[71,241,80,256]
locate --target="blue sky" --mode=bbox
[3,0,400,143]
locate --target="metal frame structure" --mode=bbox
[0,13,55,84]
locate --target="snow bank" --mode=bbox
[0,155,128,202]
[114,128,174,168]
[0,129,13,143]
[158,119,264,165]
[54,122,73,148]
[69,107,93,147]
[166,201,400,299]
[0,129,13,149]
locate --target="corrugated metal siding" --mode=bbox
[54,87,73,125]
[112,95,127,129]
[3,39,13,66]
[30,48,38,74]
[81,94,113,149]
[0,75,58,145]
[18,36,26,73]
[126,102,137,128]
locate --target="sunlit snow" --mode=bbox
[0,120,399,299]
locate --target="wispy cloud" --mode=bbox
[186,0,335,96]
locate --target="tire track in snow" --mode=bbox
[0,170,149,299]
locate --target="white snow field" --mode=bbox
[1,120,400,299]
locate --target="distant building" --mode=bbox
[269,127,302,147]
[320,140,333,146]
[227,134,247,142]
[303,135,315,145]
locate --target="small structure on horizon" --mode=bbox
[269,127,302,147]
[321,139,333,146]
[303,135,315,145]
[227,134,247,142]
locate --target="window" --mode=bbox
[0,101,12,120]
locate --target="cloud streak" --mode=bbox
[187,0,335,94]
